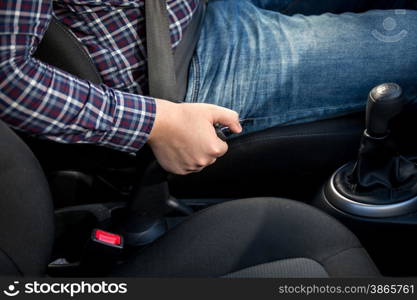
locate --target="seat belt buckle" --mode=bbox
[92,229,124,249]
[81,229,124,274]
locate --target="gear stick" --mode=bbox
[326,83,417,217]
[365,83,404,138]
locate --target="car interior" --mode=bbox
[1,5,417,278]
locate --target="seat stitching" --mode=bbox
[221,257,329,278]
[320,246,364,264]
[228,132,360,150]
[0,248,23,276]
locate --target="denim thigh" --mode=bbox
[185,0,417,134]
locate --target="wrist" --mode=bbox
[148,98,177,144]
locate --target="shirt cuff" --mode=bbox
[98,89,156,153]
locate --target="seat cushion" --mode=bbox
[0,121,54,276]
[222,258,329,278]
[112,198,379,278]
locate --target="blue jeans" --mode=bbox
[185,0,417,135]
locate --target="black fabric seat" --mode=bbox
[112,198,379,278]
[0,120,379,278]
[0,121,54,276]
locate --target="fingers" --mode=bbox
[210,106,243,134]
[185,167,204,174]
[185,157,217,174]
[150,102,240,176]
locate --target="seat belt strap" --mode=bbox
[145,0,206,102]
[145,0,179,101]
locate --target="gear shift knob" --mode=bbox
[366,83,404,138]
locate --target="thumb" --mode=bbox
[211,107,242,134]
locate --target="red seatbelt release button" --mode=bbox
[93,229,123,248]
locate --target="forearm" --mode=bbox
[0,0,155,153]
[0,55,155,152]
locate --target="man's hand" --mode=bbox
[148,99,242,175]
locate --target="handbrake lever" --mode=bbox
[120,123,234,246]
[214,123,232,141]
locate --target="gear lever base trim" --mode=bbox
[326,165,417,218]
[363,129,389,141]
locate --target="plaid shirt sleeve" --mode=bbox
[0,0,156,153]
